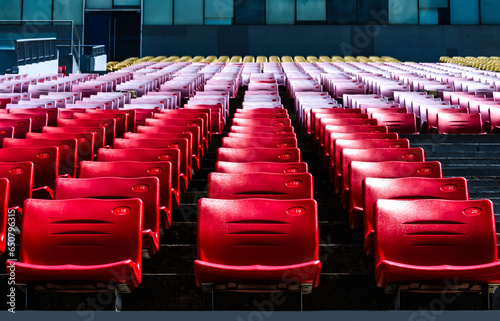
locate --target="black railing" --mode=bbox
[16,37,57,66]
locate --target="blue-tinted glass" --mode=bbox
[53,0,83,25]
[0,0,22,20]
[481,0,500,24]
[420,0,448,8]
[450,0,479,24]
[297,0,326,21]
[114,0,140,6]
[389,0,418,24]
[358,0,388,24]
[266,0,295,24]
[86,0,112,9]
[327,0,357,24]
[144,0,172,25]
[235,0,265,24]
[23,0,52,20]
[174,0,203,25]
[419,8,438,24]
[205,0,233,25]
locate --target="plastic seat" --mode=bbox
[97,148,181,208]
[363,177,468,255]
[0,118,31,138]
[145,118,208,150]
[215,161,308,174]
[114,138,191,187]
[42,126,105,154]
[194,198,320,293]
[137,125,203,157]
[58,118,116,147]
[227,132,296,139]
[340,147,425,202]
[55,177,164,258]
[0,178,9,254]
[207,173,313,199]
[0,113,47,133]
[331,139,410,188]
[425,107,468,133]
[232,118,292,127]
[217,147,300,163]
[0,162,33,214]
[3,138,77,177]
[9,107,59,127]
[374,199,500,297]
[85,110,135,136]
[0,126,14,145]
[0,146,58,195]
[371,113,417,134]
[5,198,142,310]
[317,117,377,154]
[437,113,483,134]
[489,107,500,133]
[159,109,212,143]
[221,137,297,149]
[79,161,172,229]
[230,125,294,134]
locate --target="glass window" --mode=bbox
[174,0,203,25]
[450,0,479,24]
[419,8,438,25]
[144,0,173,25]
[389,0,418,24]
[205,0,234,25]
[266,0,295,24]
[235,0,265,25]
[327,0,357,24]
[23,0,52,20]
[0,0,22,20]
[420,0,448,7]
[297,0,326,22]
[358,0,388,24]
[86,0,112,9]
[114,0,141,6]
[481,0,500,24]
[53,0,83,25]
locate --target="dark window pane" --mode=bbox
[297,0,326,22]
[327,0,357,24]
[358,0,388,24]
[235,0,265,24]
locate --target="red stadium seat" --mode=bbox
[0,118,31,138]
[137,125,203,158]
[215,161,308,174]
[217,147,300,163]
[0,178,9,254]
[363,177,468,255]
[97,148,181,208]
[3,138,78,178]
[42,126,105,154]
[27,132,95,162]
[489,107,500,133]
[371,113,417,134]
[232,118,292,127]
[55,177,163,258]
[317,117,377,154]
[437,113,483,134]
[58,118,116,147]
[221,137,297,149]
[9,107,58,127]
[0,162,33,212]
[230,125,294,134]
[227,132,296,139]
[79,161,172,229]
[5,198,143,311]
[73,113,127,139]
[145,118,208,150]
[207,173,313,199]
[194,198,320,293]
[374,199,500,302]
[86,109,136,135]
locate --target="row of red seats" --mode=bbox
[302,91,500,307]
[194,80,321,296]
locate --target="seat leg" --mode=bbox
[201,283,214,311]
[115,288,123,312]
[300,291,303,311]
[24,284,35,310]
[393,287,401,310]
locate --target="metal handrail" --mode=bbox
[0,20,81,65]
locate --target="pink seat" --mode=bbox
[363,176,468,255]
[230,125,294,134]
[371,113,417,134]
[215,161,308,174]
[217,147,300,163]
[194,198,320,293]
[0,178,9,254]
[437,113,483,134]
[221,137,297,149]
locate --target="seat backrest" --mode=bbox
[79,160,171,210]
[137,125,202,151]
[0,162,33,208]
[0,147,58,190]
[208,173,313,199]
[19,198,142,267]
[426,107,468,130]
[8,107,59,127]
[489,107,500,132]
[96,148,181,194]
[230,125,294,134]
[341,148,425,195]
[55,177,160,239]
[3,138,77,177]
[232,118,292,127]
[27,132,95,162]
[73,112,128,138]
[113,138,189,179]
[42,126,105,152]
[363,176,468,254]
[227,132,296,139]
[217,147,300,163]
[0,126,14,144]
[314,113,369,138]
[375,199,496,267]
[215,161,308,174]
[197,198,318,266]
[58,118,116,146]
[371,113,417,134]
[0,178,8,254]
[123,132,196,159]
[437,113,483,134]
[221,137,297,149]
[87,109,136,133]
[0,118,31,138]
[0,113,48,133]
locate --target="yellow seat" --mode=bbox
[256,56,268,63]
[269,56,280,63]
[243,56,255,63]
[282,56,293,63]
[230,56,242,63]
[294,56,306,63]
